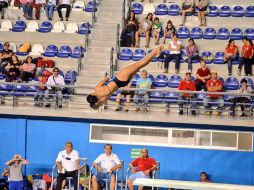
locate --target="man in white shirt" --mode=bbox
[92,144,122,190]
[56,141,80,190]
[164,34,182,74]
[44,67,65,108]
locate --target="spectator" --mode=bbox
[56,141,80,190]
[44,67,65,108]
[197,0,209,26]
[19,0,33,19]
[0,0,8,19]
[127,148,156,190]
[178,71,197,115]
[152,17,162,45]
[120,11,138,47]
[186,38,199,73]
[45,0,56,20]
[163,20,176,44]
[0,42,13,72]
[164,34,182,74]
[34,73,48,107]
[31,0,46,20]
[5,55,21,82]
[92,144,122,190]
[134,70,152,112]
[203,71,224,116]
[115,83,133,112]
[242,40,253,76]
[199,171,210,182]
[180,0,195,26]
[237,37,248,76]
[195,59,211,91]
[135,12,153,48]
[224,39,238,76]
[5,154,29,190]
[20,56,36,81]
[57,0,72,21]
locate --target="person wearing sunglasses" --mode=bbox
[0,42,13,72]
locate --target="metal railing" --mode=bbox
[122,0,126,29]
[127,0,132,14]
[109,47,115,78]
[91,0,97,27]
[116,24,121,56]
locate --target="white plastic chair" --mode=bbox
[0,20,13,31]
[73,0,85,11]
[143,4,155,15]
[65,22,79,33]
[25,21,39,32]
[51,21,65,33]
[9,43,17,53]
[30,44,44,56]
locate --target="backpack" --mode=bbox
[37,59,55,68]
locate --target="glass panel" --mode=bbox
[91,125,129,142]
[172,130,195,145]
[130,128,168,144]
[194,131,211,146]
[212,132,237,148]
[238,133,252,151]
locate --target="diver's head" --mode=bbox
[86,94,99,110]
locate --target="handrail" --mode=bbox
[116,24,120,55]
[91,0,97,27]
[127,0,131,14]
[110,47,114,78]
[77,45,83,75]
[122,0,126,29]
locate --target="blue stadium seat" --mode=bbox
[231,54,240,65]
[225,77,239,90]
[149,91,164,103]
[118,48,133,60]
[216,28,230,40]
[230,28,243,40]
[78,23,91,34]
[155,4,168,15]
[0,72,5,80]
[132,49,146,61]
[241,78,254,88]
[219,77,225,84]
[0,84,12,96]
[38,22,53,33]
[58,70,64,77]
[26,85,39,96]
[164,92,179,104]
[203,28,216,39]
[153,74,168,87]
[147,74,154,82]
[131,74,140,86]
[147,50,158,62]
[12,20,26,32]
[12,85,26,96]
[131,3,143,14]
[244,28,254,40]
[190,27,203,39]
[85,1,97,12]
[245,6,254,17]
[65,70,78,84]
[168,4,180,16]
[197,93,206,101]
[191,76,196,81]
[219,6,231,17]
[158,50,169,62]
[57,45,72,58]
[207,6,219,17]
[193,6,199,16]
[177,27,190,39]
[180,51,187,63]
[43,45,58,57]
[0,43,3,51]
[232,6,244,17]
[213,52,225,64]
[71,46,85,58]
[168,75,182,88]
[200,51,213,64]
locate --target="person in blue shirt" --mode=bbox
[134,70,152,112]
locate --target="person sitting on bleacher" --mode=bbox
[203,71,224,116]
[57,0,73,21]
[34,72,48,107]
[127,148,157,190]
[31,0,46,20]
[92,144,122,190]
[197,0,209,27]
[152,17,162,46]
[180,0,195,26]
[0,42,13,72]
[20,56,36,81]
[45,0,56,20]
[224,39,238,76]
[242,40,253,76]
[115,82,134,112]
[237,37,248,76]
[0,0,9,19]
[186,38,199,73]
[163,20,176,44]
[199,171,210,182]
[195,59,211,91]
[5,55,22,82]
[19,0,33,19]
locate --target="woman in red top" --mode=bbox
[224,39,238,76]
[242,40,253,76]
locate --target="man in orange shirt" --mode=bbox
[178,71,197,115]
[203,71,224,115]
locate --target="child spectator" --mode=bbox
[163,20,176,44]
[195,59,211,91]
[242,40,253,76]
[197,0,209,26]
[224,39,238,76]
[152,17,162,45]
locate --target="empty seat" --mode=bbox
[216,28,230,40]
[12,20,26,32]
[213,52,225,64]
[143,4,155,14]
[27,86,39,96]
[0,20,13,31]
[230,28,243,40]
[149,91,164,103]
[155,4,168,15]
[78,22,91,34]
[203,27,216,39]
[30,44,44,56]
[219,6,231,17]
[245,6,254,17]
[25,21,39,32]
[232,6,244,17]
[16,43,30,56]
[118,48,133,60]
[168,4,180,16]
[131,3,143,14]
[43,45,58,57]
[200,51,213,64]
[132,49,146,61]
[57,45,72,58]
[9,43,17,53]
[51,21,65,33]
[38,22,53,33]
[73,0,85,11]
[244,28,254,40]
[241,77,254,88]
[147,74,154,82]
[190,27,203,39]
[85,1,97,12]
[168,75,182,88]
[71,46,85,58]
[0,84,12,96]
[153,74,168,87]
[64,70,78,84]
[130,74,140,86]
[177,27,190,39]
[65,22,79,33]
[0,43,3,51]
[12,85,26,96]
[225,77,239,90]
[207,6,218,17]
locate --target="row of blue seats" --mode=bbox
[119,49,240,65]
[132,3,254,17]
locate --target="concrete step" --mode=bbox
[94,23,119,29]
[87,46,112,53]
[84,56,112,64]
[90,40,116,47]
[83,63,110,70]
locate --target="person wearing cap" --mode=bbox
[177,72,197,115]
[5,154,29,190]
[195,59,211,91]
[44,67,65,108]
[203,71,224,116]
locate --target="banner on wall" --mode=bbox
[131,148,141,158]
